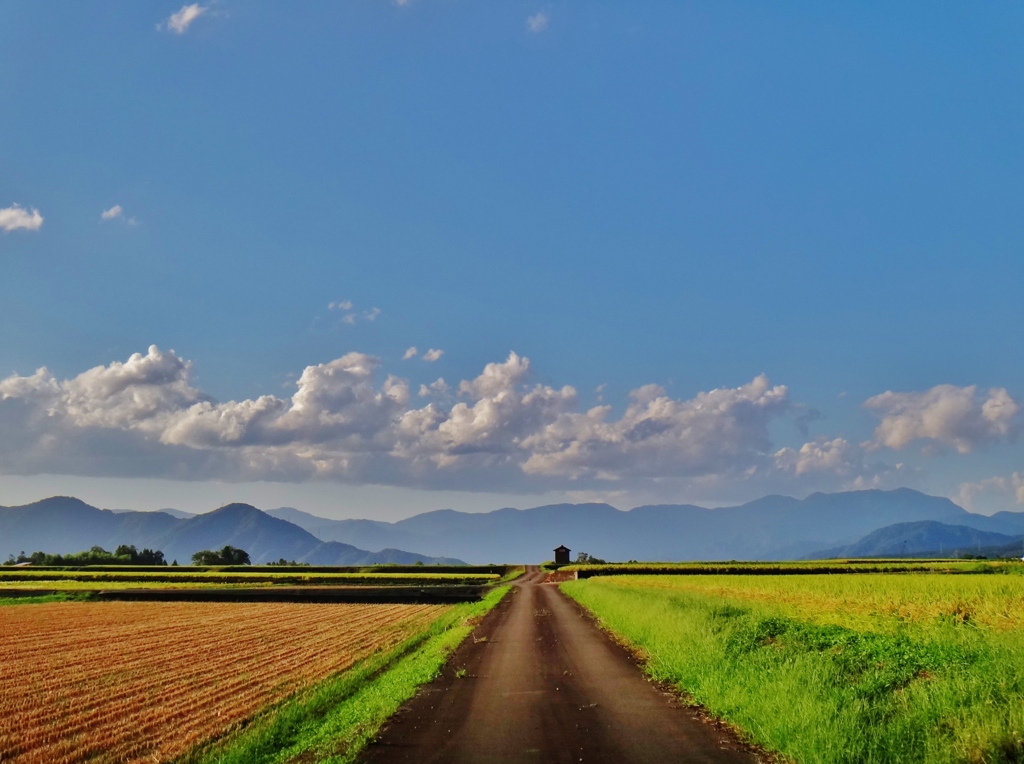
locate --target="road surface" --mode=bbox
[361,566,761,764]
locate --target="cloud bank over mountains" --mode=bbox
[865,385,1019,454]
[0,346,1020,501]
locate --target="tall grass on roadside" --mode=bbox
[562,576,1024,764]
[181,585,510,764]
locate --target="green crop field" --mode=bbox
[0,569,500,591]
[563,572,1024,764]
[561,560,1021,577]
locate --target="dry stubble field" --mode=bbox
[0,600,450,764]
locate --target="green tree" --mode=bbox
[191,545,251,566]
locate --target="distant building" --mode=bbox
[554,545,571,565]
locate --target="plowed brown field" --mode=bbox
[0,600,449,764]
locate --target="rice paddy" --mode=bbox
[563,570,1024,764]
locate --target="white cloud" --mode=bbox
[770,436,909,492]
[956,472,1024,511]
[162,4,207,34]
[418,378,449,398]
[423,348,444,363]
[11,347,1005,502]
[101,205,123,221]
[161,352,408,452]
[327,301,379,327]
[0,204,43,232]
[864,384,1020,454]
[518,374,789,480]
[774,437,857,476]
[403,347,419,360]
[526,12,549,33]
[2,346,207,434]
[0,347,799,490]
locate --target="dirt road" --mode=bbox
[361,566,759,764]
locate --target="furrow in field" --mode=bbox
[0,601,448,764]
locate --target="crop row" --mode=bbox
[0,600,449,763]
[563,559,1022,577]
[0,570,498,586]
[586,571,1024,631]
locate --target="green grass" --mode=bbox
[498,565,525,583]
[562,574,1024,764]
[0,591,93,605]
[180,585,510,764]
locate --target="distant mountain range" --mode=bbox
[0,497,464,565]
[812,520,1024,559]
[269,488,1024,563]
[5,489,1024,565]
[111,507,195,520]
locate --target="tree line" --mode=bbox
[3,544,255,566]
[4,545,168,566]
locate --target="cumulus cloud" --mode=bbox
[418,378,449,398]
[0,347,806,491]
[518,375,789,480]
[162,4,207,34]
[865,384,1020,454]
[423,348,444,362]
[771,435,910,492]
[0,204,43,232]
[403,347,418,360]
[774,437,857,476]
[1,347,206,435]
[956,472,1024,511]
[328,300,353,311]
[526,12,549,33]
[161,352,408,453]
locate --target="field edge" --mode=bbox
[177,585,511,764]
[558,580,783,764]
[560,576,1024,764]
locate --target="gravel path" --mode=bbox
[361,567,761,764]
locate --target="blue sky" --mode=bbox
[1,2,1023,519]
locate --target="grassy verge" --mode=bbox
[499,566,525,583]
[562,576,1024,764]
[181,585,509,764]
[0,591,94,605]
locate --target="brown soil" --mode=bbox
[361,567,764,764]
[0,601,445,763]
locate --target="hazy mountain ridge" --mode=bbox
[6,490,1024,565]
[812,520,1024,559]
[0,497,463,565]
[273,489,1024,563]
